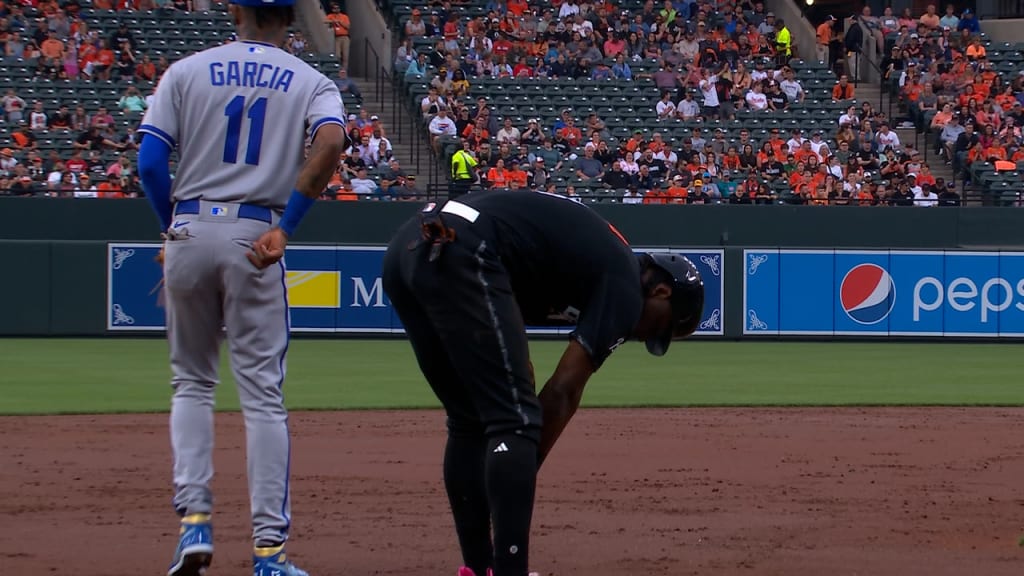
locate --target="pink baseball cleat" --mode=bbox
[456,568,540,576]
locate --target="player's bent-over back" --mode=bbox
[137,1,346,576]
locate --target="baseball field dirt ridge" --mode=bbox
[2,407,1023,576]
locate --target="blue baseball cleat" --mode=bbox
[254,544,309,576]
[167,514,214,576]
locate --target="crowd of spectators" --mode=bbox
[394,0,1018,205]
[866,3,1024,195]
[0,0,386,199]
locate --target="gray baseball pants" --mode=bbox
[163,200,292,547]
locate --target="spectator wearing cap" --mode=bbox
[876,123,902,151]
[677,90,700,120]
[10,175,37,197]
[758,12,776,36]
[428,108,457,152]
[0,148,18,176]
[507,160,528,189]
[939,113,965,161]
[392,174,421,201]
[938,181,961,206]
[957,9,979,34]
[528,156,550,190]
[73,173,97,198]
[520,118,545,146]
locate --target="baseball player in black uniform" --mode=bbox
[381,190,704,576]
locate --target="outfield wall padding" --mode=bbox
[4,198,1024,337]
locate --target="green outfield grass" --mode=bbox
[0,339,1021,415]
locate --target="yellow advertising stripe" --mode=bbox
[285,271,340,308]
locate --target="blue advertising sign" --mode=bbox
[743,249,1024,337]
[108,244,726,337]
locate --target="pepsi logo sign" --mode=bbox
[841,264,896,325]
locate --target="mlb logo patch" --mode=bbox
[210,206,228,216]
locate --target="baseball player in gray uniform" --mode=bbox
[136,0,346,573]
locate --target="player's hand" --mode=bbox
[248,227,288,269]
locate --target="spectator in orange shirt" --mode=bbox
[984,138,1008,161]
[666,175,689,203]
[831,74,854,100]
[721,146,742,170]
[96,178,124,198]
[486,159,511,189]
[506,0,528,16]
[642,187,668,204]
[92,39,114,80]
[326,3,350,66]
[334,180,358,201]
[557,118,582,147]
[965,37,986,60]
[507,160,529,189]
[919,4,940,29]
[793,141,819,165]
[135,53,156,81]
[40,31,64,60]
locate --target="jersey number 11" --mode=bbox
[223,95,267,166]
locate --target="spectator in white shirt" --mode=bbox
[29,101,47,131]
[778,69,804,103]
[786,129,805,154]
[350,167,379,196]
[676,91,700,120]
[428,108,457,152]
[838,105,860,127]
[420,87,447,119]
[875,123,901,150]
[699,69,720,116]
[914,182,938,206]
[809,132,832,158]
[744,83,768,111]
[622,185,644,204]
[913,179,937,208]
[496,117,521,146]
[656,91,677,120]
[558,0,580,19]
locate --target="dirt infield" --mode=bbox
[2,408,1023,576]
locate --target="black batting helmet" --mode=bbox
[640,253,705,356]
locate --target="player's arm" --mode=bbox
[536,339,595,469]
[249,123,346,269]
[249,78,347,269]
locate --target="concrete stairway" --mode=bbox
[352,76,437,186]
[855,82,956,186]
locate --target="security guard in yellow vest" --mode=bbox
[450,139,479,199]
[774,18,792,66]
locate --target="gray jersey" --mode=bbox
[140,40,345,209]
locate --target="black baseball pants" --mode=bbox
[382,210,541,576]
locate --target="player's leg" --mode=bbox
[218,219,292,549]
[411,235,542,576]
[383,224,495,575]
[162,221,224,574]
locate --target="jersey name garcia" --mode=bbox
[209,60,294,92]
[139,41,345,209]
